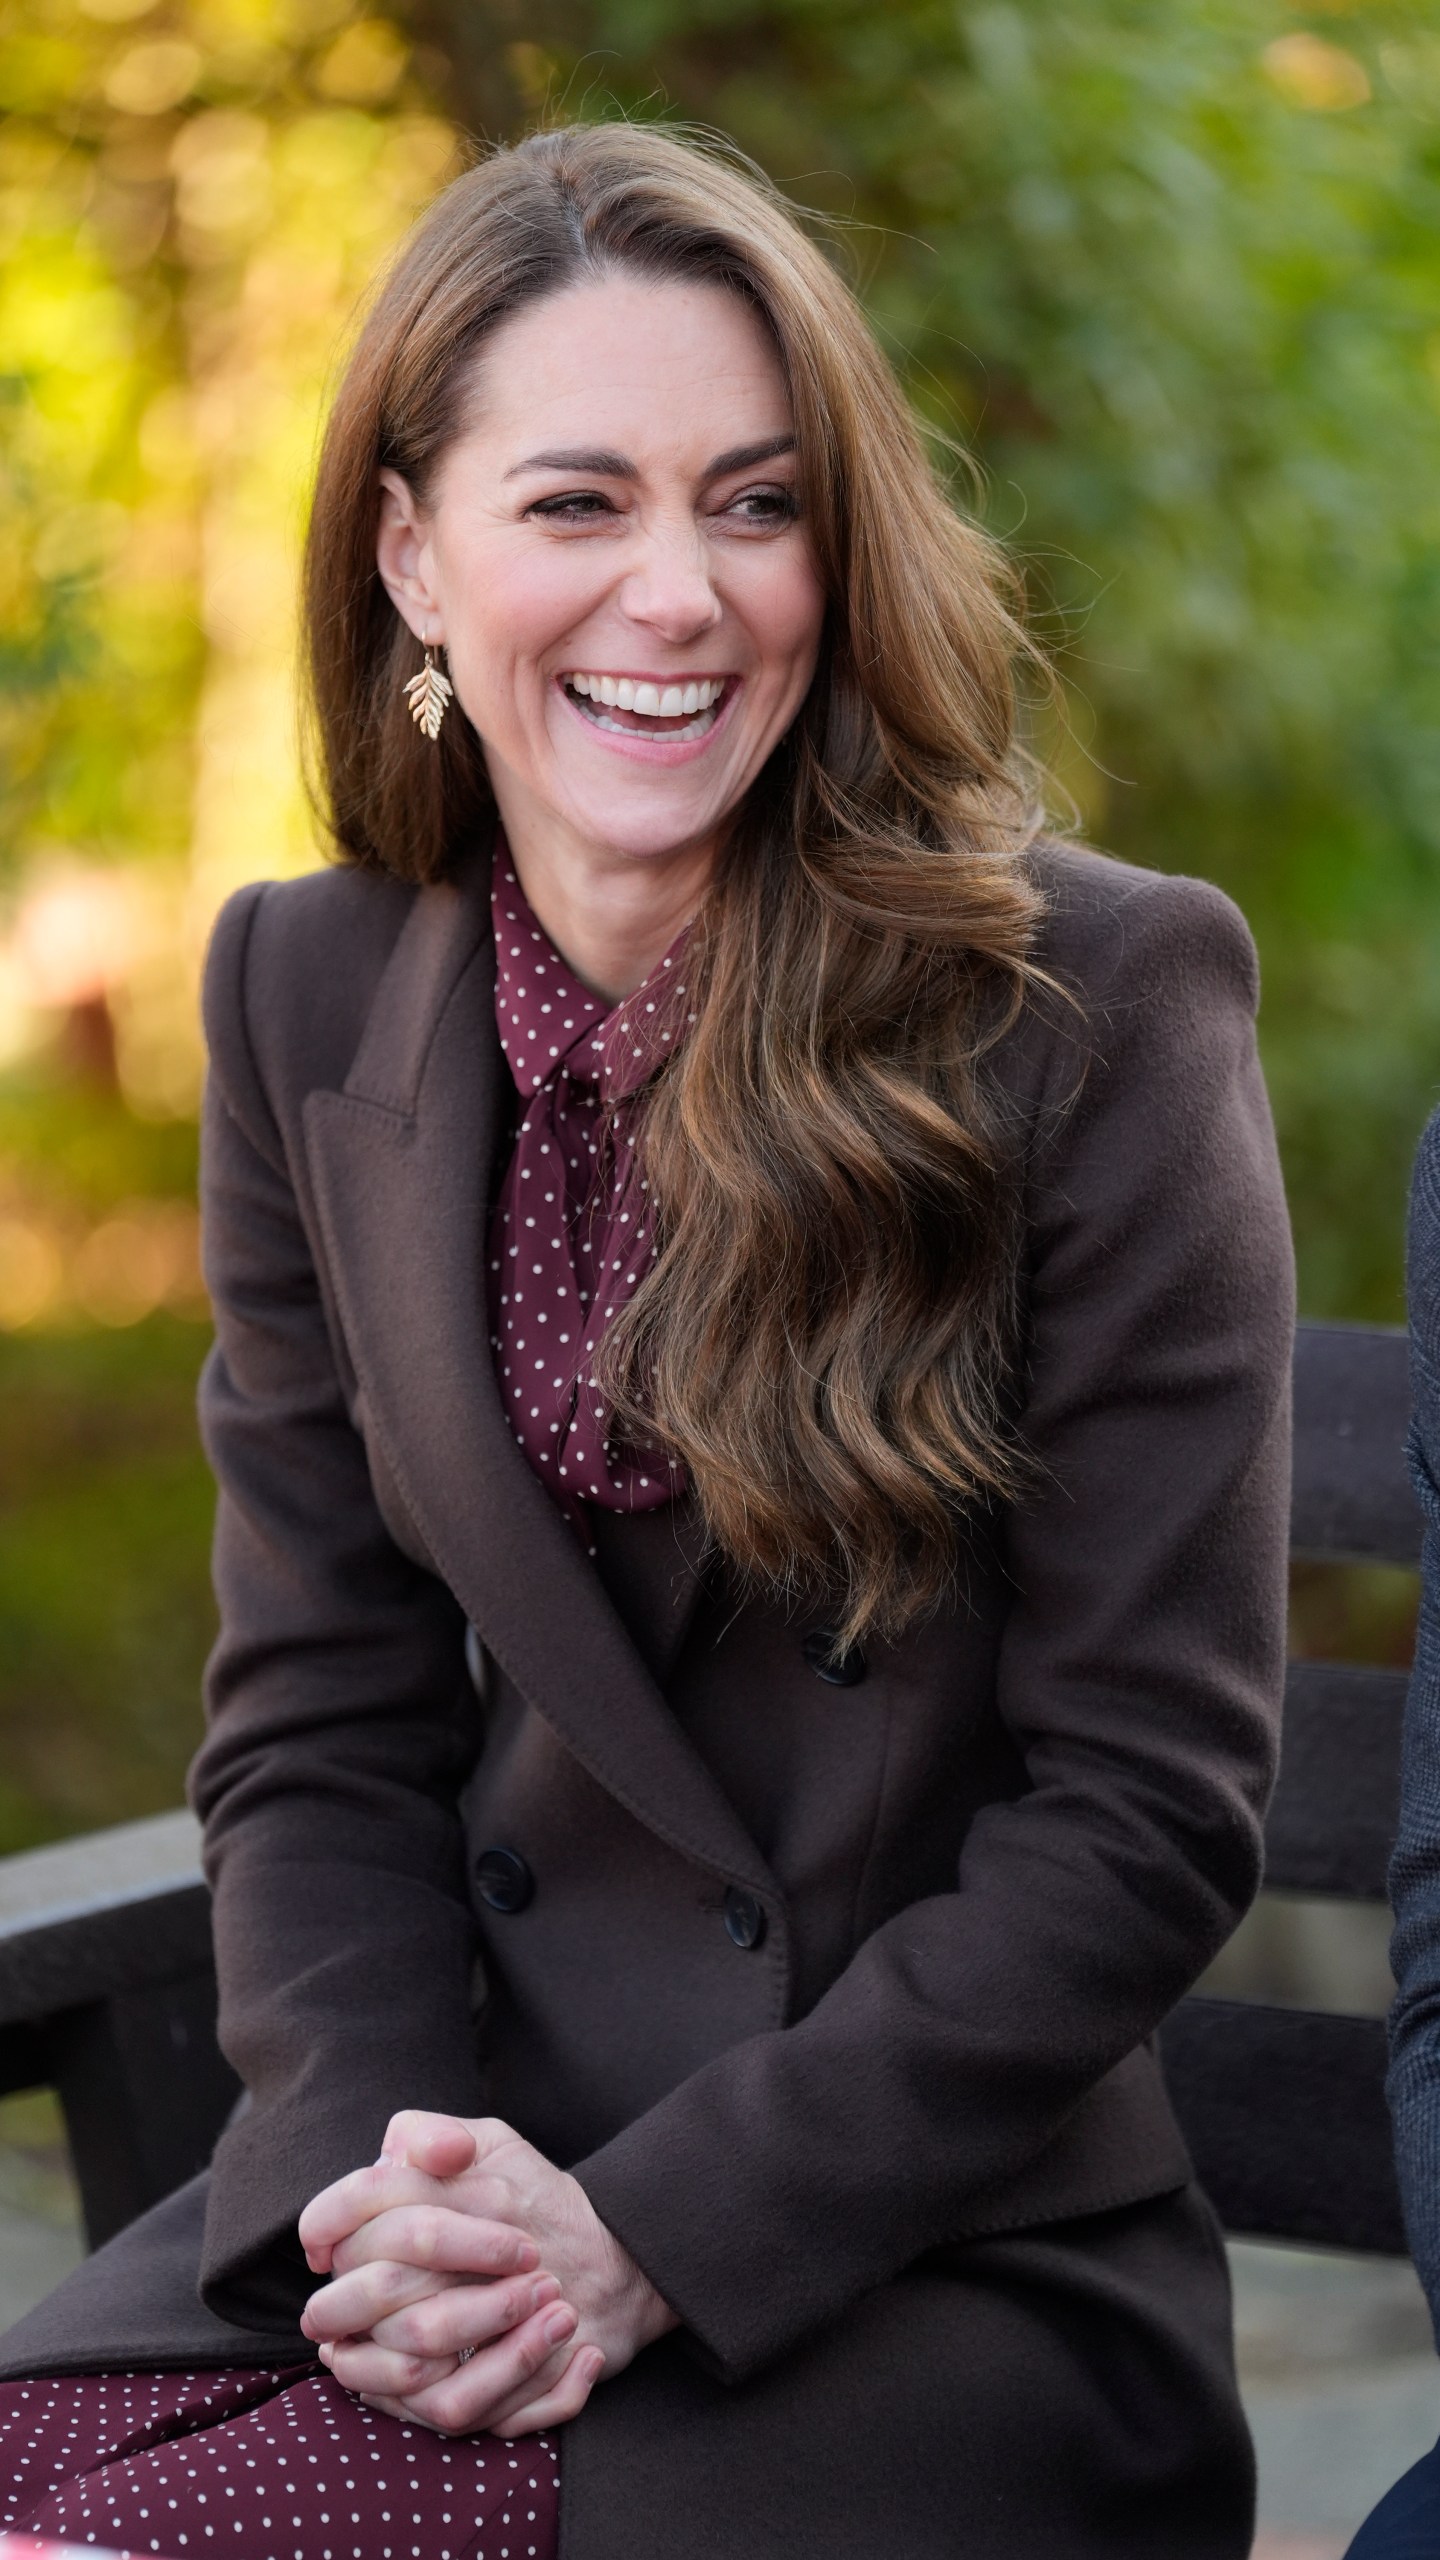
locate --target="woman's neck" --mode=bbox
[495,805,717,1004]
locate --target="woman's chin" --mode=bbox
[549,781,737,865]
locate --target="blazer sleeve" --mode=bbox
[190,884,487,2333]
[1386,1107,1440,2336]
[574,870,1295,2384]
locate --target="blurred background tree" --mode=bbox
[0,0,1436,1847]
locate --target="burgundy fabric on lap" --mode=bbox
[486,845,691,1534]
[0,2367,559,2560]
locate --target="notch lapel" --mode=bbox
[303,868,774,1901]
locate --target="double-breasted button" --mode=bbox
[801,1630,868,1687]
[475,1847,534,1913]
[723,1886,767,1951]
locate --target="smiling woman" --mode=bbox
[0,121,1294,2560]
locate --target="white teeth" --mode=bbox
[563,673,729,721]
[587,709,715,740]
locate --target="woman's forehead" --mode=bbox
[462,273,793,463]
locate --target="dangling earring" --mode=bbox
[403,643,453,741]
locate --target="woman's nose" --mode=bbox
[617,523,724,643]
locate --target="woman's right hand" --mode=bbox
[299,2119,592,2427]
[299,2111,671,2435]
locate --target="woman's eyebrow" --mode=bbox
[505,447,636,480]
[503,434,797,483]
[705,434,796,478]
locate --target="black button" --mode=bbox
[801,1630,867,1687]
[723,1887,767,1950]
[475,1847,534,1914]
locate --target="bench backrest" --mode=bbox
[1159,1318,1420,2253]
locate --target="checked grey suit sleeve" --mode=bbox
[1387,1107,1440,2338]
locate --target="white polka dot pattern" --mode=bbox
[487,846,689,1534]
[0,2365,559,2560]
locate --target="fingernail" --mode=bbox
[317,2343,332,2365]
[531,2278,561,2311]
[543,2307,576,2345]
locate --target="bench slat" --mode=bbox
[1159,1993,1404,2255]
[1293,1321,1420,1567]
[0,1812,208,2031]
[1264,1661,1407,1899]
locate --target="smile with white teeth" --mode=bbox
[561,672,730,739]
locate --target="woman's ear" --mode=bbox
[376,466,444,646]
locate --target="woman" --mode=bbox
[0,122,1294,2559]
[1346,1105,1440,2560]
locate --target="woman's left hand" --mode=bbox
[298,2111,678,2437]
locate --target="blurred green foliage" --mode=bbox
[0,1317,213,1846]
[0,0,1437,1846]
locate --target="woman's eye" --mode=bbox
[525,491,616,523]
[724,485,798,527]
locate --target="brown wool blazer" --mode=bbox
[0,839,1295,2556]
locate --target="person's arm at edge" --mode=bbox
[1387,1105,1440,2336]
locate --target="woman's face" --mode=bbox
[376,272,826,870]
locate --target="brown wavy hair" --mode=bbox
[304,120,1052,1646]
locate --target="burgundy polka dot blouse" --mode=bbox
[486,846,691,1536]
[0,2363,558,2560]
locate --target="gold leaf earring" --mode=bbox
[403,644,453,741]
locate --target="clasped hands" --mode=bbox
[298,2110,677,2438]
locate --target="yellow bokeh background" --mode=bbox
[0,0,459,1328]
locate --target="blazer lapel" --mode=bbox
[303,865,774,1900]
[588,1501,710,1690]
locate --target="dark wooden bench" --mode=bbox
[1161,1317,1419,2256]
[0,1320,1421,2259]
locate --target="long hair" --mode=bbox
[304,120,1052,1646]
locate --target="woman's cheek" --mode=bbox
[739,546,824,690]
[439,539,557,696]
